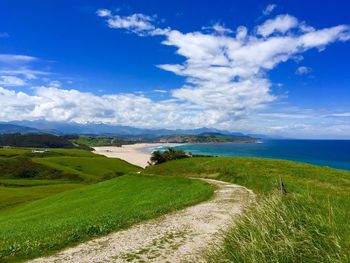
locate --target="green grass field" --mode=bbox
[0,148,213,262]
[0,182,81,211]
[0,148,141,210]
[0,174,213,262]
[70,136,133,147]
[146,157,350,262]
[33,156,140,182]
[2,146,350,263]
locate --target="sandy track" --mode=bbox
[29,179,254,263]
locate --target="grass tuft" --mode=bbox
[207,193,348,263]
[147,157,350,262]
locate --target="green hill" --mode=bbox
[0,134,80,148]
[0,147,140,210]
[0,174,212,262]
[146,157,350,262]
[157,132,256,143]
[70,135,134,147]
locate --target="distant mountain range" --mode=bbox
[0,124,40,134]
[0,121,282,139]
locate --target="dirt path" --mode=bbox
[29,179,254,263]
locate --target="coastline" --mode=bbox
[93,143,180,168]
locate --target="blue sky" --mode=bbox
[0,0,350,138]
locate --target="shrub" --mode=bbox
[150,148,189,165]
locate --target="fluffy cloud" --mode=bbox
[1,11,350,137]
[0,86,219,128]
[256,14,298,37]
[96,10,163,36]
[0,75,26,86]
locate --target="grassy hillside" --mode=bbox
[157,132,256,143]
[33,156,139,182]
[70,135,134,147]
[0,180,81,210]
[146,157,350,262]
[0,134,79,148]
[0,174,213,262]
[0,148,139,209]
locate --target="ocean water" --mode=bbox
[160,140,350,171]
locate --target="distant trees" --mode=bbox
[0,133,92,150]
[150,148,189,165]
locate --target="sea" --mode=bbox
[155,140,350,171]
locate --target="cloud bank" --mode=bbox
[1,10,350,137]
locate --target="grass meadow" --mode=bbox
[0,148,213,262]
[2,146,350,263]
[146,157,350,262]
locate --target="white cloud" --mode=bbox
[153,89,168,93]
[329,112,350,117]
[0,86,216,128]
[48,80,62,88]
[97,10,160,36]
[0,54,37,64]
[262,4,277,16]
[296,66,311,75]
[1,10,350,137]
[0,76,26,86]
[203,23,233,35]
[256,14,298,37]
[0,69,49,80]
[96,9,111,17]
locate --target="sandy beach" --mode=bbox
[93,143,178,168]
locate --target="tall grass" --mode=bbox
[147,157,350,262]
[207,193,348,263]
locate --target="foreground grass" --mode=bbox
[146,157,350,262]
[0,182,81,211]
[0,174,213,262]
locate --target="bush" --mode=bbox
[150,148,189,165]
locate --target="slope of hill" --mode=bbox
[0,124,39,134]
[0,174,212,262]
[0,133,79,148]
[0,148,140,211]
[157,132,256,143]
[146,157,350,262]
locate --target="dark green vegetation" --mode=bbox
[0,148,213,262]
[150,148,189,164]
[0,133,82,149]
[70,135,135,147]
[146,157,350,262]
[157,132,256,143]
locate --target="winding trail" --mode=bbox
[29,179,254,263]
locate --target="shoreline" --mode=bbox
[92,143,180,168]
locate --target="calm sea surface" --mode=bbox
[158,140,350,171]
